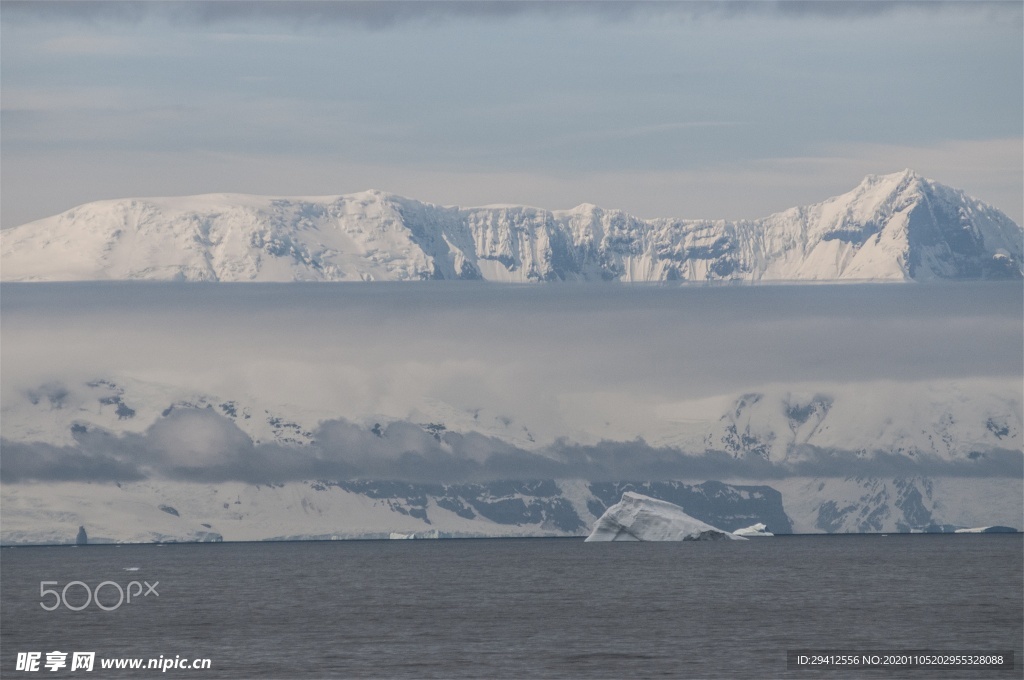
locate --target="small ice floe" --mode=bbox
[733,523,774,538]
[955,526,1018,534]
[585,492,745,542]
[123,567,140,571]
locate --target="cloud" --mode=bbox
[3,410,1019,485]
[4,1,1017,29]
[1,282,1019,491]
[1,282,1020,449]
[0,440,146,483]
[3,0,1019,230]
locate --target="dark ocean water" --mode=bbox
[2,536,1020,679]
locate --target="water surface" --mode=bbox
[2,535,1020,678]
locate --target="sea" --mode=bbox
[2,535,1021,679]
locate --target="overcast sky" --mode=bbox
[1,0,1021,230]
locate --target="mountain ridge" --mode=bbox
[2,170,1021,282]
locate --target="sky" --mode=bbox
[2,282,1021,483]
[1,0,1022,230]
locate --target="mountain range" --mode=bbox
[1,171,1020,543]
[2,170,1020,282]
[2,371,1019,543]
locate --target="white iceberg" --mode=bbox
[733,523,774,537]
[585,492,746,542]
[388,529,440,540]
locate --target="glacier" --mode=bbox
[3,474,1019,545]
[585,492,745,542]
[2,170,1020,283]
[1,479,784,545]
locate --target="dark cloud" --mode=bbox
[3,0,1014,28]
[3,409,1019,485]
[0,440,146,483]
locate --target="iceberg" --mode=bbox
[388,529,440,540]
[733,523,774,537]
[585,492,746,542]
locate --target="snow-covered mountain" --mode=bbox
[2,372,1019,542]
[6,374,1019,463]
[3,170,1020,282]
[5,364,1020,460]
[690,383,1020,463]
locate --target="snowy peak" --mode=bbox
[820,169,1022,280]
[814,169,923,236]
[2,172,1020,282]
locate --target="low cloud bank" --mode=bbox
[3,283,1020,486]
[3,408,1019,485]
